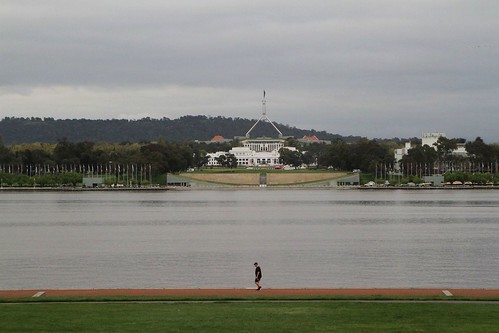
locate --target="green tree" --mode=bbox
[349,139,394,173]
[192,150,209,168]
[215,153,238,168]
[301,151,315,167]
[402,145,437,164]
[216,154,227,167]
[140,143,168,175]
[53,138,80,165]
[0,135,15,164]
[434,137,457,161]
[226,153,238,169]
[17,149,53,166]
[400,144,438,175]
[466,137,494,163]
[279,148,302,168]
[317,140,349,170]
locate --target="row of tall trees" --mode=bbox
[1,135,498,180]
[0,138,214,176]
[400,137,499,173]
[279,138,395,172]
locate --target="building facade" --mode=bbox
[206,138,297,168]
[206,92,298,168]
[394,142,412,171]
[422,132,446,148]
[394,132,469,172]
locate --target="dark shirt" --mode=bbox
[255,266,262,279]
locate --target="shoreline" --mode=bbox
[1,288,499,299]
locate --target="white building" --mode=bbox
[206,138,297,167]
[206,151,229,167]
[453,143,468,156]
[394,142,412,171]
[421,132,468,156]
[243,138,284,153]
[394,132,468,171]
[422,132,446,149]
[206,92,298,168]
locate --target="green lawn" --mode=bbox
[1,301,498,332]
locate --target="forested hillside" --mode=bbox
[0,116,360,144]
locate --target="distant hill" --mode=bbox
[0,116,362,144]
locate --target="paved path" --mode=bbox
[1,288,498,299]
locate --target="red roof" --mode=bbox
[211,135,225,142]
[303,135,319,141]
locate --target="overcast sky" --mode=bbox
[1,1,498,142]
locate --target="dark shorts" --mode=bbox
[255,278,260,282]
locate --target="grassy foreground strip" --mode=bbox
[1,301,498,332]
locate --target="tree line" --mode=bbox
[399,136,498,172]
[0,138,228,175]
[281,136,498,184]
[0,116,359,145]
[0,134,497,187]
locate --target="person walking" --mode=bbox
[254,262,262,291]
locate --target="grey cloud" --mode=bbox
[1,1,498,141]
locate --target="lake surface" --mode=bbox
[0,189,498,289]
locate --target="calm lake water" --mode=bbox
[0,189,498,289]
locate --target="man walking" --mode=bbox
[254,262,262,291]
